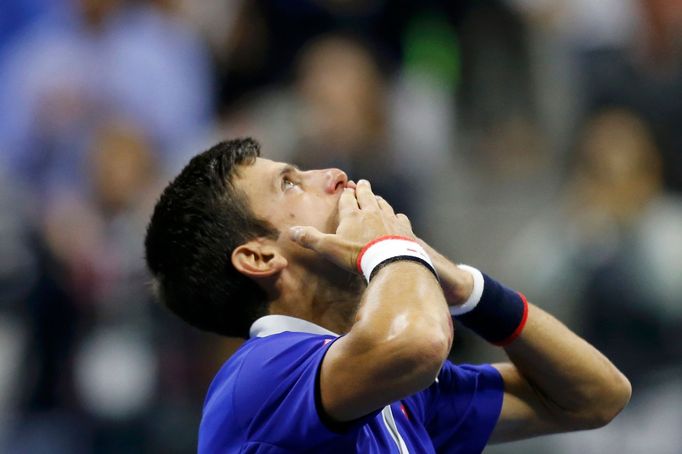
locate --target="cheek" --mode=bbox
[282,196,337,230]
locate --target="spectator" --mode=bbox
[0,0,213,203]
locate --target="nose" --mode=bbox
[323,168,348,194]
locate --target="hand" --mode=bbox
[288,179,414,272]
[380,211,473,306]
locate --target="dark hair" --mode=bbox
[145,138,278,338]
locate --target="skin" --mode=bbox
[232,157,632,440]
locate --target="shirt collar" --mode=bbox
[249,315,338,338]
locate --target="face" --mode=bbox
[235,157,349,237]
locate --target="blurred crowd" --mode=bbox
[0,0,680,452]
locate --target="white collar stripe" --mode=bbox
[249,315,338,338]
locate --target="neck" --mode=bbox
[267,264,364,335]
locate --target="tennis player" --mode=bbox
[145,138,631,453]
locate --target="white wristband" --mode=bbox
[356,236,435,283]
[449,264,484,316]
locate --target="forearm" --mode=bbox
[352,260,452,362]
[422,247,631,434]
[320,261,453,420]
[503,304,631,425]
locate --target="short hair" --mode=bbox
[145,138,278,338]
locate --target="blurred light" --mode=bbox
[74,327,156,420]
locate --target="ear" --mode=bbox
[231,239,288,278]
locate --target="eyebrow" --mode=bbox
[272,164,300,192]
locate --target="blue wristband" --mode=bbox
[453,269,528,346]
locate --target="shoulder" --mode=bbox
[199,333,338,450]
[403,361,504,453]
[410,361,503,401]
[406,361,504,427]
[438,362,504,389]
[431,361,504,410]
[234,333,336,390]
[203,333,336,427]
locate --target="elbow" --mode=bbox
[570,372,632,430]
[398,322,451,388]
[592,372,632,428]
[350,309,452,394]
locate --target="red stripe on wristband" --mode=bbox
[492,292,529,347]
[355,235,416,274]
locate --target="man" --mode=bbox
[145,138,631,453]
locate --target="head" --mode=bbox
[145,138,352,338]
[571,107,663,223]
[296,34,386,150]
[89,121,156,215]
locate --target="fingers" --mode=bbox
[396,213,412,227]
[375,196,395,216]
[338,187,359,216]
[288,226,325,251]
[288,225,358,269]
[342,180,392,215]
[397,213,412,230]
[354,179,379,210]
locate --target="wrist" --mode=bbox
[357,235,438,283]
[416,240,474,305]
[445,266,476,307]
[450,265,528,346]
[449,265,483,314]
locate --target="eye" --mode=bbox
[281,175,298,191]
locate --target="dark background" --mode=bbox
[0,0,680,452]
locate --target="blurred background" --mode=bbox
[0,0,680,452]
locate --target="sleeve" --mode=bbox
[232,333,379,449]
[404,361,504,454]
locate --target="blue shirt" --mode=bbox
[199,316,504,453]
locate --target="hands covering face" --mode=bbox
[288,179,414,272]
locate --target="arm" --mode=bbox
[290,181,452,422]
[490,304,631,441]
[321,261,452,421]
[420,242,631,441]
